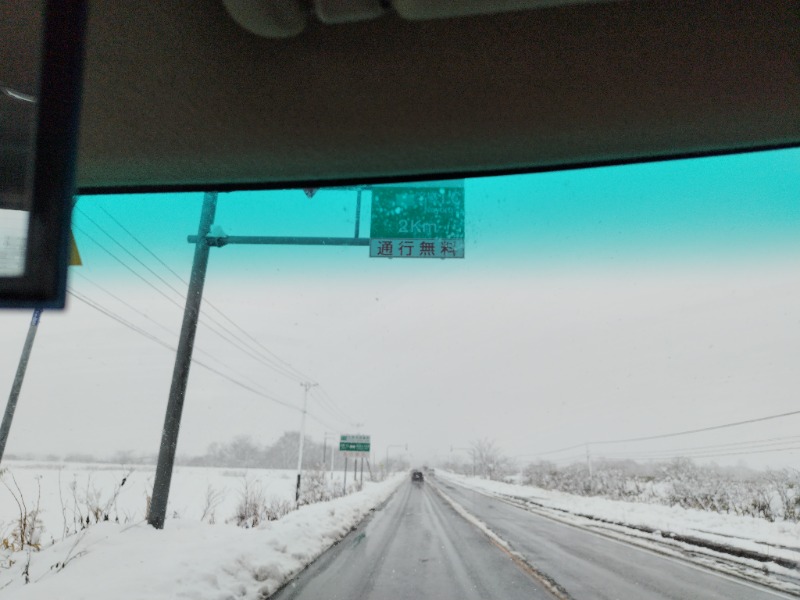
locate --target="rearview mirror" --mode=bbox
[0,0,86,308]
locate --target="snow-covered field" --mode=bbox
[440,471,800,594]
[0,460,367,541]
[0,461,404,599]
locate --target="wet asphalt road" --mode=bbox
[438,478,793,600]
[272,479,554,600]
[273,477,794,600]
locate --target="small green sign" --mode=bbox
[340,442,370,452]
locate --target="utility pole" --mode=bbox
[0,309,42,465]
[296,381,318,502]
[585,443,593,493]
[330,438,336,479]
[322,432,337,480]
[149,192,218,529]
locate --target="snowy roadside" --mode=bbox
[0,474,405,600]
[438,471,800,595]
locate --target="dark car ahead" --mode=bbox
[411,470,424,483]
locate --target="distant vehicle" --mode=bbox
[411,470,424,483]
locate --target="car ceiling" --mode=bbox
[6,0,800,192]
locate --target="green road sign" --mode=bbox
[370,180,464,258]
[340,442,370,452]
[340,434,370,453]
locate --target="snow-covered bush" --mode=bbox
[520,459,800,523]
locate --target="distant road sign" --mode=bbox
[340,434,370,453]
[370,180,464,258]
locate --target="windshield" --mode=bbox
[0,148,798,599]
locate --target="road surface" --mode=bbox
[274,476,794,600]
[273,479,554,600]
[438,478,792,600]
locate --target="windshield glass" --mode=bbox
[0,147,798,599]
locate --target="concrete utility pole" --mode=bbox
[296,381,318,502]
[585,443,594,493]
[330,437,336,478]
[0,309,42,465]
[322,432,337,480]
[149,192,218,529]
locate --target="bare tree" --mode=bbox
[469,438,512,480]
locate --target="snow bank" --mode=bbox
[0,474,404,600]
[440,471,800,557]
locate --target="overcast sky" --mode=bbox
[1,148,799,469]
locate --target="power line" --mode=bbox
[72,223,186,312]
[608,445,800,463]
[97,204,312,380]
[309,396,353,428]
[310,387,356,426]
[67,288,301,413]
[71,274,294,398]
[69,285,338,431]
[592,410,800,446]
[76,204,348,431]
[73,218,306,383]
[90,205,314,383]
[72,270,178,337]
[77,208,187,301]
[519,409,800,459]
[596,434,800,460]
[68,288,173,350]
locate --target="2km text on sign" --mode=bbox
[369,180,465,259]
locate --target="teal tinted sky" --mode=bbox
[72,147,800,279]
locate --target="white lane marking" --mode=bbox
[432,482,573,600]
[439,477,799,600]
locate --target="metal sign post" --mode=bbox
[0,309,42,464]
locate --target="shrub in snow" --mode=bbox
[229,478,269,528]
[520,459,800,523]
[228,478,294,527]
[299,469,331,505]
[1,471,43,552]
[200,484,225,524]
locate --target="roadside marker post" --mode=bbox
[0,224,82,466]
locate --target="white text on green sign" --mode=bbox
[340,433,371,453]
[370,180,464,258]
